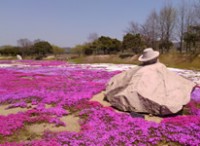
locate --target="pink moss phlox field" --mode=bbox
[0,60,200,145]
[0,113,28,136]
[186,86,200,116]
[43,107,200,145]
[19,60,67,66]
[0,139,60,146]
[0,109,67,136]
[191,86,200,102]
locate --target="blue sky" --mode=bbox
[0,0,184,47]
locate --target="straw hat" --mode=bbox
[138,48,159,62]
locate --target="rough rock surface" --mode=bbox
[105,63,196,116]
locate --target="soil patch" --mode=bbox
[27,115,80,133]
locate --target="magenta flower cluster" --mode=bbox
[0,60,200,146]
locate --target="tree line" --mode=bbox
[0,39,65,59]
[71,0,200,55]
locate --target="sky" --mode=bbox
[0,0,185,47]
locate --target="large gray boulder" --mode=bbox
[105,63,196,116]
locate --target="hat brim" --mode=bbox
[138,51,159,62]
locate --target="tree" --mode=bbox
[122,33,134,52]
[0,46,21,56]
[126,21,141,35]
[194,0,200,24]
[96,36,111,54]
[88,33,99,42]
[176,0,194,53]
[94,36,121,54]
[70,44,85,56]
[17,38,33,56]
[176,0,186,52]
[33,39,43,44]
[122,33,145,54]
[83,43,94,55]
[142,10,159,49]
[52,45,65,56]
[158,4,177,53]
[110,39,121,53]
[184,25,200,53]
[32,41,53,59]
[17,38,32,48]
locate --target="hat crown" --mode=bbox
[142,48,155,58]
[138,48,159,62]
